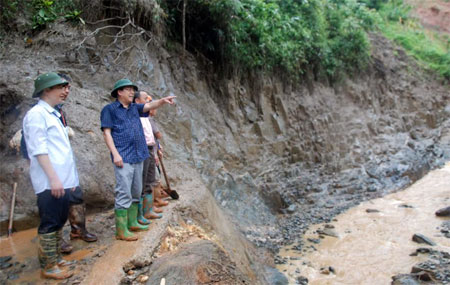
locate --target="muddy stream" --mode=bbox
[2,164,450,284]
[277,163,450,284]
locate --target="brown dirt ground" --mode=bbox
[406,0,450,34]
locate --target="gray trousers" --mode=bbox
[142,146,158,196]
[114,162,143,209]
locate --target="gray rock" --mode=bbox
[262,265,289,285]
[391,274,420,285]
[0,256,12,264]
[412,234,436,246]
[366,209,380,213]
[286,204,297,214]
[317,228,339,238]
[296,276,308,285]
[436,206,450,217]
[144,240,251,284]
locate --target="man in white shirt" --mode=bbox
[22,72,78,280]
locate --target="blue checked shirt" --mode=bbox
[100,101,150,164]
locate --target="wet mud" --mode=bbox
[277,163,450,284]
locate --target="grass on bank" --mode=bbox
[378,0,450,81]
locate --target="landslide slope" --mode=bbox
[0,0,449,255]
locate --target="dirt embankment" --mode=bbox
[0,2,449,282]
[407,0,450,34]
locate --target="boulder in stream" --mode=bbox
[412,234,436,246]
[435,206,450,217]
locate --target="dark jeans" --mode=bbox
[37,189,71,234]
[142,146,155,196]
[69,186,84,205]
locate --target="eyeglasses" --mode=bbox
[123,87,135,92]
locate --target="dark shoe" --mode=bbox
[69,204,97,242]
[60,238,73,254]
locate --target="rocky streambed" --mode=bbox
[277,163,450,284]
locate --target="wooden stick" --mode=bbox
[158,152,179,200]
[8,182,17,237]
[158,152,172,192]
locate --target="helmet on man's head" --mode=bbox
[32,72,68,98]
[111,79,138,98]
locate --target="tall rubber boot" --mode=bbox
[143,194,162,220]
[153,184,169,207]
[56,230,76,267]
[137,198,151,225]
[115,209,138,241]
[128,203,149,232]
[69,204,97,242]
[38,232,73,280]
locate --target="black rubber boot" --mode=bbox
[69,204,97,242]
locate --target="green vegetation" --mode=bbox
[163,0,379,79]
[377,0,450,80]
[0,0,82,31]
[1,0,447,81]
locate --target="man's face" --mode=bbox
[61,83,70,101]
[118,86,135,104]
[135,91,149,104]
[46,83,68,105]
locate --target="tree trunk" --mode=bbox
[182,0,187,57]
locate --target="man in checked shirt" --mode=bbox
[100,79,175,241]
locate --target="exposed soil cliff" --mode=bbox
[0,10,449,283]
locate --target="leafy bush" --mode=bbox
[358,0,388,9]
[0,0,82,31]
[164,0,378,80]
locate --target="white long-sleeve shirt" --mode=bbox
[23,100,79,194]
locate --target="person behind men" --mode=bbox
[22,72,78,279]
[148,97,171,205]
[100,79,175,241]
[20,73,97,255]
[133,91,164,224]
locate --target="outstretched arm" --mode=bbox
[142,96,176,113]
[102,128,123,168]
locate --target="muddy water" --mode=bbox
[278,163,450,284]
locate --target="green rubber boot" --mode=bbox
[143,194,162,220]
[115,209,138,241]
[137,198,151,225]
[128,203,149,231]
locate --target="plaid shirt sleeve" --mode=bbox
[136,103,149,117]
[100,104,113,130]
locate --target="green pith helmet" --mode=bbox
[111,79,138,98]
[32,72,68,98]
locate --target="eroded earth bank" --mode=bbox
[1,4,450,284]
